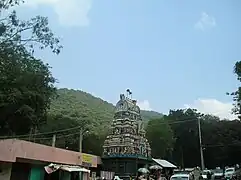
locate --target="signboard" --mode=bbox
[81,153,97,167]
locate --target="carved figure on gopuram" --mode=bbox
[102,90,151,158]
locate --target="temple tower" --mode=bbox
[102,90,152,179]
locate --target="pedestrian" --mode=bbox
[207,171,211,180]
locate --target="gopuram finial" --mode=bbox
[126,89,132,99]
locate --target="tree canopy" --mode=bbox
[0,0,61,136]
[146,118,174,159]
[228,61,241,119]
[150,109,241,168]
[0,44,56,136]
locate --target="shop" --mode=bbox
[0,139,100,180]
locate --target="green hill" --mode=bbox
[49,88,163,131]
[42,88,163,154]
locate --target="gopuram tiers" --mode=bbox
[103,92,151,159]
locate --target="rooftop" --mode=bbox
[0,139,100,167]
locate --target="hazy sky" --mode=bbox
[11,0,241,119]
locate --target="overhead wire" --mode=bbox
[1,116,241,148]
[20,131,81,141]
[204,142,241,148]
[0,116,198,139]
[0,125,83,139]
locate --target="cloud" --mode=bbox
[194,12,216,31]
[184,98,237,120]
[21,0,92,27]
[137,100,152,111]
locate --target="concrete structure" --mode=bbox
[0,139,99,180]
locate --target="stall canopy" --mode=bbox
[152,159,177,168]
[44,163,90,174]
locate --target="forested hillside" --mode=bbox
[36,88,163,154]
[49,88,163,131]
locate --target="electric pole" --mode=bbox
[52,134,56,147]
[198,117,205,170]
[181,146,184,169]
[79,128,83,153]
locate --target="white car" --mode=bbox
[170,174,191,180]
[224,167,235,180]
[212,169,224,179]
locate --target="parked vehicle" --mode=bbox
[174,170,193,175]
[170,173,191,180]
[211,169,224,180]
[229,167,241,180]
[224,168,235,180]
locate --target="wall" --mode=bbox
[0,162,12,180]
[0,139,100,167]
[0,139,82,165]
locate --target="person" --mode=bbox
[136,172,146,180]
[193,167,201,180]
[168,169,174,180]
[207,171,212,180]
[189,172,194,180]
[158,170,166,180]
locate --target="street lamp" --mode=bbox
[79,128,89,153]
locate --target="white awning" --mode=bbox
[153,159,177,168]
[61,166,90,173]
[44,163,90,174]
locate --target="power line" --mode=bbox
[2,116,241,149]
[204,142,241,148]
[0,117,198,139]
[0,125,83,139]
[166,118,197,124]
[20,131,80,141]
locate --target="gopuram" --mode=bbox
[102,90,152,179]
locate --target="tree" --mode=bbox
[0,0,62,136]
[0,1,62,54]
[166,109,241,168]
[166,109,202,168]
[146,118,175,159]
[0,44,56,136]
[228,61,241,119]
[0,0,23,10]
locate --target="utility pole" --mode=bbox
[28,127,33,141]
[198,118,205,170]
[79,128,89,153]
[33,126,37,143]
[52,134,56,147]
[79,128,83,153]
[181,146,184,169]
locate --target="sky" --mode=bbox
[9,0,241,119]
